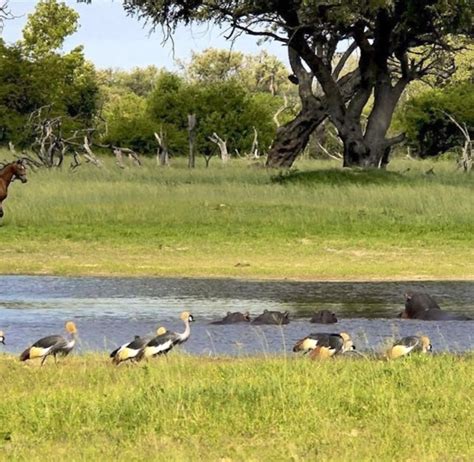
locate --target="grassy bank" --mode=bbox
[1,154,473,280]
[0,354,472,461]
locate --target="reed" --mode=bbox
[0,353,472,461]
[0,153,473,280]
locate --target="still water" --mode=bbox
[0,276,473,356]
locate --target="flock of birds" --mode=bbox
[0,308,434,365]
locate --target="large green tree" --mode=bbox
[100,68,279,155]
[121,0,472,168]
[0,0,99,146]
[22,0,79,57]
[146,72,278,156]
[0,0,98,144]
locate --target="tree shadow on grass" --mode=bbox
[271,168,410,186]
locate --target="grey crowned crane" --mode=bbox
[293,332,355,359]
[19,321,77,366]
[110,327,166,365]
[386,335,432,359]
[139,311,194,360]
[0,330,5,345]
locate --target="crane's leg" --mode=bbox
[41,355,48,367]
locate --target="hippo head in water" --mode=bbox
[310,310,338,324]
[400,291,471,320]
[398,291,440,318]
[251,310,290,325]
[211,311,251,325]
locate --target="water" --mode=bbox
[0,276,473,356]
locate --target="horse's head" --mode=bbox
[12,159,27,183]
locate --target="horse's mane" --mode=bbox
[0,160,18,170]
[0,161,17,175]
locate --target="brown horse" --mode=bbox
[0,159,28,218]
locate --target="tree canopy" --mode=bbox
[123,0,473,168]
[0,0,99,146]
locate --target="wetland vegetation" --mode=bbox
[1,156,473,280]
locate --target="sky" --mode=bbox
[1,0,290,70]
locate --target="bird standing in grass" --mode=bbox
[20,321,77,366]
[110,328,166,365]
[386,335,432,359]
[139,311,194,360]
[0,330,5,345]
[293,332,355,359]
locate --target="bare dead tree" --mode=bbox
[249,127,259,159]
[70,151,82,170]
[112,146,140,168]
[188,114,196,168]
[113,147,126,169]
[154,130,169,166]
[208,132,230,163]
[0,1,14,33]
[25,107,102,169]
[273,94,289,128]
[442,111,472,173]
[83,137,103,167]
[315,141,343,161]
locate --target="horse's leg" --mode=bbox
[0,201,3,218]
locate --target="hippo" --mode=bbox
[400,291,471,320]
[210,311,251,325]
[310,310,338,324]
[251,310,290,325]
[404,291,441,316]
[414,310,471,321]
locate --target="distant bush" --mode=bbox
[397,81,473,158]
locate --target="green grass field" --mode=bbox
[0,353,472,461]
[1,153,473,280]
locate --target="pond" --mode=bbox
[0,276,473,356]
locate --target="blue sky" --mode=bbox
[2,1,289,70]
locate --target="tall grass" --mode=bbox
[0,153,473,279]
[0,354,472,461]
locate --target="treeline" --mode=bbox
[0,0,472,162]
[98,50,294,155]
[0,0,294,160]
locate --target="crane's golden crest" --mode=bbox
[180,311,191,321]
[339,332,351,342]
[0,330,4,337]
[65,321,77,334]
[420,336,431,349]
[157,326,167,335]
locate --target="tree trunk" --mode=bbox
[209,132,229,163]
[154,131,169,166]
[265,37,361,168]
[188,114,196,169]
[342,134,371,167]
[266,105,326,168]
[265,74,360,167]
[341,77,408,168]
